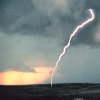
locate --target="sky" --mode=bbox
[0,0,100,85]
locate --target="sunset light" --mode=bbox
[0,67,52,85]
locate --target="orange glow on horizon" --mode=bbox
[0,67,52,85]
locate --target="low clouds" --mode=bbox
[53,46,100,83]
[0,66,52,85]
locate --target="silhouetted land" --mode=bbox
[0,83,100,100]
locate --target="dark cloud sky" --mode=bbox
[0,0,100,83]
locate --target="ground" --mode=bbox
[0,83,100,100]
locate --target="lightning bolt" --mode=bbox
[51,9,95,87]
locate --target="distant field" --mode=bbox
[0,83,100,100]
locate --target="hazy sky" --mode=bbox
[0,0,100,84]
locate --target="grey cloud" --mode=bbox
[0,0,34,33]
[0,0,99,46]
[9,11,51,36]
[0,32,56,72]
[0,65,37,73]
[0,0,85,37]
[0,34,36,72]
[49,46,100,83]
[72,0,100,46]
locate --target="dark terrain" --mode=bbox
[0,83,100,100]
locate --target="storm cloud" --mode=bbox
[0,0,100,83]
[0,0,99,45]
